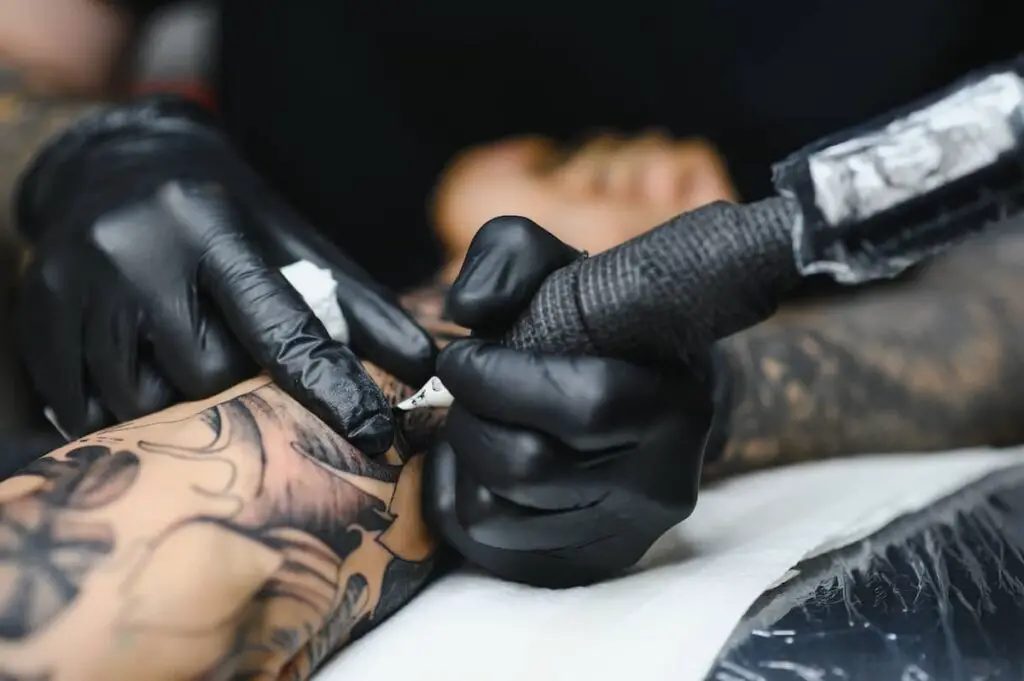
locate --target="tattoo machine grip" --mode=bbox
[502,197,803,366]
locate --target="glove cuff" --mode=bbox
[15,94,226,244]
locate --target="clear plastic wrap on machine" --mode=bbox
[773,55,1024,284]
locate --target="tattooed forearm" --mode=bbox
[704,222,1024,480]
[0,304,444,680]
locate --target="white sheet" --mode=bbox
[317,448,1023,681]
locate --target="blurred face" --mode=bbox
[0,0,130,94]
[433,132,737,275]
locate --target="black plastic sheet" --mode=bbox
[707,464,1024,681]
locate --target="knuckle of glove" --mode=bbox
[473,215,577,263]
[429,365,715,587]
[445,409,564,504]
[179,346,253,399]
[449,217,579,329]
[472,215,548,250]
[429,442,665,587]
[628,388,713,520]
[550,358,660,446]
[33,250,75,296]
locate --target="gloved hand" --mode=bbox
[424,217,725,588]
[15,95,435,452]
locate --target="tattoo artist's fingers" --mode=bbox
[82,287,177,422]
[238,192,437,387]
[447,216,579,332]
[134,279,255,404]
[87,191,256,403]
[332,272,438,387]
[437,339,665,450]
[163,183,394,453]
[425,440,606,554]
[205,260,394,454]
[18,251,106,437]
[444,405,605,510]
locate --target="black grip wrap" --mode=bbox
[504,198,803,366]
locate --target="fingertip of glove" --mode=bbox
[447,217,579,330]
[347,409,395,455]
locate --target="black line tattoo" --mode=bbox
[0,375,438,680]
[705,221,1024,479]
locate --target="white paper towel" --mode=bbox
[42,260,349,440]
[280,260,348,343]
[316,448,1022,681]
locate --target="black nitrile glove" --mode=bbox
[424,217,722,588]
[15,95,435,452]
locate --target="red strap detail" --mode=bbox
[133,80,218,113]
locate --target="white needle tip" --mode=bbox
[395,376,454,411]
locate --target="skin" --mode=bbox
[433,132,737,278]
[0,293,458,681]
[0,0,132,95]
[706,227,1024,478]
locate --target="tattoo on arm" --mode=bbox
[704,224,1024,480]
[0,383,438,681]
[0,287,464,681]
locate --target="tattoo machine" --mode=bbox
[398,56,1024,410]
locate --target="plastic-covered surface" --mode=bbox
[707,464,1024,681]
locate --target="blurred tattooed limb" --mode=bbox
[0,380,437,680]
[0,291,459,681]
[705,220,1024,479]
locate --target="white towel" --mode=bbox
[316,449,1021,681]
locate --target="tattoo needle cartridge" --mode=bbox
[395,376,454,411]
